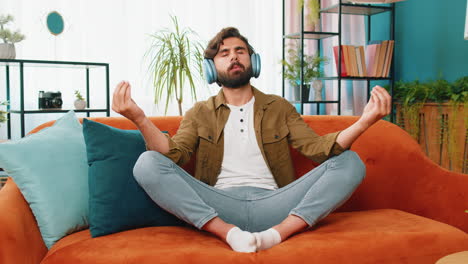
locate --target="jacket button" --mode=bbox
[208,136,212,140]
[274,135,279,139]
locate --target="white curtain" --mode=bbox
[0,0,283,139]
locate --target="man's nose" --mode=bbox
[230,52,239,61]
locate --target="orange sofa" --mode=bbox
[1,115,467,264]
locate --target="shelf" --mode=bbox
[289,100,339,104]
[10,109,108,114]
[284,32,339,40]
[282,0,395,118]
[319,76,392,80]
[0,59,108,69]
[321,3,392,16]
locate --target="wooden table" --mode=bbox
[436,251,468,264]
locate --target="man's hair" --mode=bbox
[204,27,254,59]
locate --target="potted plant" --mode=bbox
[298,0,321,31]
[281,42,328,101]
[0,14,25,59]
[0,100,8,124]
[392,76,468,173]
[145,15,204,116]
[74,90,86,110]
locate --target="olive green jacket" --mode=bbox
[163,87,346,188]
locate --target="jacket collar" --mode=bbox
[214,86,276,110]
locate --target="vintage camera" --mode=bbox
[38,91,63,109]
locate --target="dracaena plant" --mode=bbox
[145,15,204,116]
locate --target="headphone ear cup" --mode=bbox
[251,53,261,78]
[203,59,217,84]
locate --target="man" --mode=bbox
[112,27,391,253]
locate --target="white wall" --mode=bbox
[0,0,283,138]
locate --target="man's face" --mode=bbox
[213,37,252,88]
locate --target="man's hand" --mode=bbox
[112,81,146,125]
[358,85,392,128]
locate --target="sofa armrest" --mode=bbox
[0,178,47,264]
[343,120,468,233]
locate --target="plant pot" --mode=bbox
[302,84,310,102]
[293,84,311,102]
[0,44,16,59]
[74,100,86,110]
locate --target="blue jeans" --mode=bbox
[133,150,366,232]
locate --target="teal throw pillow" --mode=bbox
[0,111,89,249]
[82,119,186,238]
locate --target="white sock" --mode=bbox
[226,227,257,253]
[253,228,282,251]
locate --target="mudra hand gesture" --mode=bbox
[112,81,146,124]
[359,85,392,127]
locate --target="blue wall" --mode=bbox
[393,0,468,82]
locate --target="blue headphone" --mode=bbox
[203,52,261,84]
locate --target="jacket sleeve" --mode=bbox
[162,105,199,166]
[285,101,347,163]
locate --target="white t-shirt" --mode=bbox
[214,96,279,190]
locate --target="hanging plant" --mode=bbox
[447,76,468,170]
[394,80,429,139]
[393,77,468,173]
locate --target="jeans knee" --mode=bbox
[338,151,366,185]
[133,151,168,185]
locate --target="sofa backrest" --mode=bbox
[27,115,433,212]
[24,115,468,233]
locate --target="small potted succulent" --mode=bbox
[74,90,86,110]
[0,14,25,59]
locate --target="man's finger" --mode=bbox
[124,83,131,104]
[119,81,129,104]
[372,89,387,114]
[113,81,125,109]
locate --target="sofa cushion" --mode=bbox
[82,119,186,238]
[0,111,88,249]
[42,209,468,264]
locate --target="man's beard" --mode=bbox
[217,62,253,88]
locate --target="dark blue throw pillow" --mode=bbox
[82,119,186,237]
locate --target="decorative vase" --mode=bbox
[293,84,311,102]
[0,44,16,59]
[302,84,311,102]
[312,79,323,101]
[74,100,86,110]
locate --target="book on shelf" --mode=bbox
[359,46,367,77]
[348,46,358,77]
[355,46,363,77]
[383,40,394,77]
[375,40,388,77]
[333,46,348,77]
[332,41,394,78]
[366,42,379,77]
[343,45,353,76]
[349,0,405,3]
